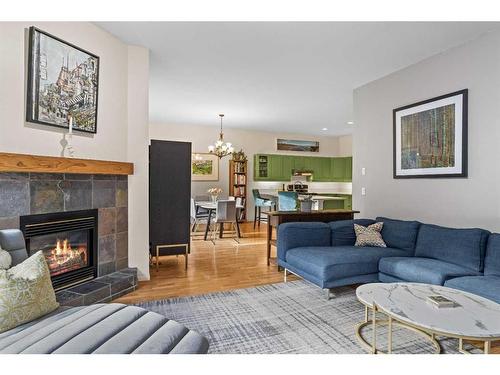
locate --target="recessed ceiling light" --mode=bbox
[347,121,354,125]
[321,127,328,131]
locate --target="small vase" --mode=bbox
[211,195,218,203]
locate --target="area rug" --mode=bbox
[136,280,473,354]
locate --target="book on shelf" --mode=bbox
[426,295,456,308]
[234,174,246,185]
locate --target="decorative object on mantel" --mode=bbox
[208,114,234,158]
[277,138,319,152]
[26,27,99,134]
[0,152,133,175]
[393,89,468,178]
[207,187,223,203]
[192,153,219,181]
[232,149,247,161]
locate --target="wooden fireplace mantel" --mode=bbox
[0,152,134,175]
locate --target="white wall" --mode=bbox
[353,30,500,231]
[126,46,150,281]
[0,22,151,279]
[150,123,352,219]
[0,22,128,161]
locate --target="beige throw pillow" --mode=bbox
[354,222,387,247]
[0,251,59,333]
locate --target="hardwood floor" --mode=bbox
[114,222,296,304]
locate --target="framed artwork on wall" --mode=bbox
[192,153,219,181]
[393,89,468,178]
[277,138,319,152]
[26,27,100,134]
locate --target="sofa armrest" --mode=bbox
[277,222,331,261]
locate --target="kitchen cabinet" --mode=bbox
[253,154,352,182]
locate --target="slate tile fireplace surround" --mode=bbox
[0,171,133,304]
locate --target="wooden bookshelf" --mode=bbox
[229,159,248,221]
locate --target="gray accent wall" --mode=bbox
[353,30,500,231]
[0,172,128,276]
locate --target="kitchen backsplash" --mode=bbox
[253,181,352,195]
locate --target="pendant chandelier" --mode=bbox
[208,114,234,158]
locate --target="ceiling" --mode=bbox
[97,22,499,136]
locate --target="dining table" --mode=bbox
[196,201,245,241]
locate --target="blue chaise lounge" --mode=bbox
[277,217,500,304]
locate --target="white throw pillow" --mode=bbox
[0,251,59,333]
[0,246,12,270]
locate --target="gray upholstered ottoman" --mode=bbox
[0,303,209,354]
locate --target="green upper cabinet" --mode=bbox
[314,157,332,182]
[253,154,352,182]
[331,157,346,181]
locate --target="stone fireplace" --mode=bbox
[20,209,98,290]
[0,171,136,305]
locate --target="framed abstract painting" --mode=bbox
[26,27,100,134]
[393,89,468,178]
[192,153,219,181]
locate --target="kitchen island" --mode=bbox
[262,209,360,267]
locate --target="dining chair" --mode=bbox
[209,200,240,244]
[190,197,209,234]
[194,195,210,215]
[252,189,274,229]
[278,191,298,211]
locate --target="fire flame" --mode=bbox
[50,239,86,267]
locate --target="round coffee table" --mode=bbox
[356,283,500,354]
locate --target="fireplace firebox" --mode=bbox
[20,209,98,291]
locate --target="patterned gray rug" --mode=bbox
[136,280,473,354]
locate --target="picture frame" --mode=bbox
[26,27,100,134]
[277,138,319,152]
[192,153,219,181]
[393,89,468,178]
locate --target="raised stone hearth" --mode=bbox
[0,172,128,277]
[55,268,138,306]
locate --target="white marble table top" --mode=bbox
[356,283,500,339]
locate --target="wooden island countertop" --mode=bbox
[262,209,360,267]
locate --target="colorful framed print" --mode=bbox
[192,153,219,181]
[393,89,468,178]
[277,139,319,152]
[26,27,100,134]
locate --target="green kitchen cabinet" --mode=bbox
[314,157,332,182]
[292,156,305,171]
[331,157,346,181]
[281,156,294,180]
[268,154,284,180]
[345,157,352,182]
[253,154,352,182]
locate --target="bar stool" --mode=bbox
[252,189,274,229]
[278,191,298,211]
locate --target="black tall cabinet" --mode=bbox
[149,140,192,271]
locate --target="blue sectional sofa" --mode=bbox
[277,217,500,304]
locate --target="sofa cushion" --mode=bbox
[0,303,209,354]
[444,276,500,304]
[414,224,489,272]
[375,217,420,253]
[285,246,407,281]
[354,222,387,247]
[379,257,481,285]
[277,222,331,261]
[485,233,500,276]
[329,219,376,246]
